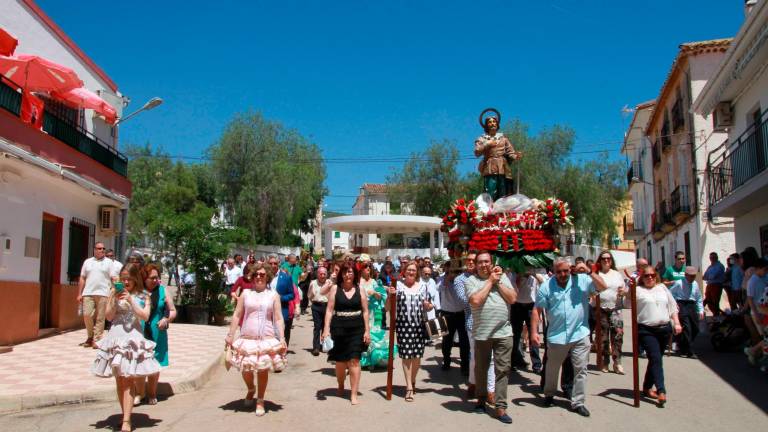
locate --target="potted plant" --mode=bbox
[210,293,235,326]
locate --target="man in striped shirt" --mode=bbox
[465,251,518,424]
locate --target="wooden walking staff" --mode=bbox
[595,296,603,370]
[624,269,640,408]
[385,276,396,400]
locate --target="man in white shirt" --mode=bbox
[224,258,242,294]
[77,242,117,348]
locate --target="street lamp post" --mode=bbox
[115,97,163,125]
[114,96,163,262]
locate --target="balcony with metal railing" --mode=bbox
[623,213,644,240]
[707,109,768,217]
[670,185,692,223]
[0,76,127,177]
[626,160,643,186]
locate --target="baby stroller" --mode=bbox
[710,310,751,352]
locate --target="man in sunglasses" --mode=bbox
[531,257,608,417]
[77,242,118,348]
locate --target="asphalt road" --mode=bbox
[1,312,765,432]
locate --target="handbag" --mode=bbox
[424,315,449,342]
[321,336,334,353]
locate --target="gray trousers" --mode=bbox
[474,336,513,410]
[543,336,590,408]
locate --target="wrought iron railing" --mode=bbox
[42,111,128,176]
[627,160,642,186]
[672,98,685,132]
[707,110,768,207]
[0,76,22,116]
[0,76,127,177]
[670,185,692,216]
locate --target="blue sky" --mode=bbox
[38,0,744,213]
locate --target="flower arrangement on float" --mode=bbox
[441,196,573,272]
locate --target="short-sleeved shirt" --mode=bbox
[224,266,243,285]
[81,257,117,297]
[663,265,686,282]
[465,274,514,340]
[535,274,596,345]
[747,274,768,322]
[596,269,625,310]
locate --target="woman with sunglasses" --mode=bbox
[595,251,627,374]
[133,264,177,405]
[225,263,287,416]
[631,267,682,406]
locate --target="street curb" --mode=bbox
[0,352,224,414]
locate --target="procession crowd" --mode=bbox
[75,244,768,431]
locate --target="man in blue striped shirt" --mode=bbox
[669,267,704,358]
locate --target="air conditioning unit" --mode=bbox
[714,102,734,130]
[98,205,118,234]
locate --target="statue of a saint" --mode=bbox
[474,109,521,201]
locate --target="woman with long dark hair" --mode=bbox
[595,250,627,374]
[322,262,371,405]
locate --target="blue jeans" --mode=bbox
[639,323,672,393]
[510,302,542,370]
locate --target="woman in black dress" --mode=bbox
[322,262,371,405]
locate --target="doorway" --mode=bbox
[39,213,62,329]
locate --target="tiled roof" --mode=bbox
[362,183,388,194]
[645,38,732,133]
[679,38,732,52]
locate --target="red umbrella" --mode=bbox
[52,87,117,124]
[0,54,82,93]
[0,28,17,56]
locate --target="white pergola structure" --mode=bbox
[322,215,444,259]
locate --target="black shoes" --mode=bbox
[497,413,513,424]
[543,396,555,407]
[473,403,486,413]
[570,405,591,417]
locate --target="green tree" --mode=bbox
[386,119,626,240]
[387,139,477,216]
[208,112,326,245]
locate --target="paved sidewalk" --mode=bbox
[0,324,227,413]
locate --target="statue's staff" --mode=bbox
[385,275,395,400]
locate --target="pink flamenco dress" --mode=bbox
[230,289,287,372]
[91,294,161,377]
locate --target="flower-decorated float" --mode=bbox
[440,194,572,272]
[443,107,574,271]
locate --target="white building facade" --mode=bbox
[621,101,656,261]
[349,183,418,252]
[695,0,768,257]
[0,0,131,344]
[644,39,735,270]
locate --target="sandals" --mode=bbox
[147,397,158,405]
[405,389,414,402]
[255,399,266,416]
[120,420,132,432]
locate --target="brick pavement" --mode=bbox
[0,323,227,413]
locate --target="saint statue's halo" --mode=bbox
[478,108,501,130]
